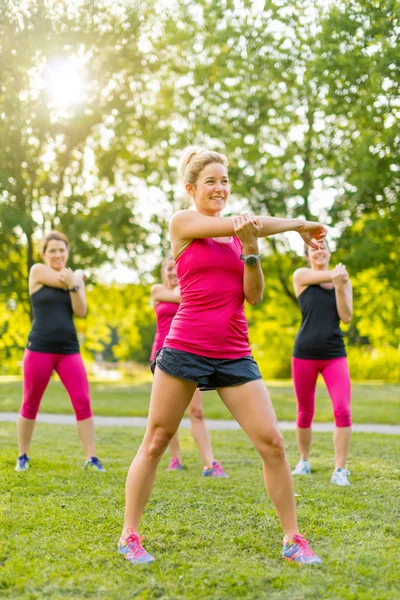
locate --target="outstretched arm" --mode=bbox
[258,217,326,250]
[170,211,327,258]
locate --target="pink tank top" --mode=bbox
[150,301,179,361]
[164,237,251,359]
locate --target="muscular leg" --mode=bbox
[218,380,298,539]
[124,368,197,533]
[321,358,352,469]
[187,389,214,466]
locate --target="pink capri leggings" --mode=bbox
[292,356,352,429]
[20,349,93,421]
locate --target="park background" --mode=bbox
[0,1,399,599]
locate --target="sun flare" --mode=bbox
[44,59,83,107]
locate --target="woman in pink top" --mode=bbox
[150,256,228,477]
[118,146,327,565]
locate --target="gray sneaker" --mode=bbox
[331,468,351,486]
[292,459,311,475]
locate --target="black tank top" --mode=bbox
[27,286,80,354]
[293,285,346,359]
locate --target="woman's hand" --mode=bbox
[59,268,76,289]
[331,263,349,287]
[297,221,328,249]
[232,213,262,253]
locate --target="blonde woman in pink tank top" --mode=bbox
[119,146,327,565]
[150,256,228,477]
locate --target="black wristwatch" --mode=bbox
[68,285,80,293]
[240,253,261,266]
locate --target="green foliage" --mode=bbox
[82,282,155,362]
[347,346,400,382]
[0,300,30,375]
[1,0,399,377]
[1,424,400,599]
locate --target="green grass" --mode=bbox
[0,378,399,424]
[1,424,399,599]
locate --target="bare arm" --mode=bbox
[29,264,69,294]
[293,267,333,298]
[332,265,353,324]
[59,269,87,318]
[233,214,264,305]
[151,284,181,306]
[170,210,327,258]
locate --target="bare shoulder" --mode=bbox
[29,263,46,279]
[29,264,47,294]
[150,283,165,297]
[293,267,311,281]
[169,209,195,231]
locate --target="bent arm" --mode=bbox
[243,262,264,305]
[29,264,68,294]
[70,271,87,318]
[151,284,181,305]
[335,281,353,324]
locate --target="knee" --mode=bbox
[20,394,39,420]
[334,411,352,428]
[146,428,173,460]
[188,405,204,422]
[20,405,38,420]
[73,397,93,421]
[297,411,313,428]
[257,430,286,461]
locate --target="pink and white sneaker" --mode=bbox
[167,457,184,471]
[203,460,229,477]
[118,529,155,565]
[282,534,322,564]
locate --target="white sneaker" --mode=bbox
[292,460,311,475]
[331,468,351,486]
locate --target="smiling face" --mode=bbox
[162,258,178,289]
[306,239,331,270]
[186,162,230,216]
[42,239,69,271]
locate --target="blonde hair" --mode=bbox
[161,256,175,285]
[178,145,228,186]
[41,231,69,254]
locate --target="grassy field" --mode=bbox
[0,423,399,599]
[0,378,399,424]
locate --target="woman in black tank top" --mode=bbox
[15,231,105,473]
[291,240,353,486]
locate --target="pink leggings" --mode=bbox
[21,349,93,421]
[292,356,352,429]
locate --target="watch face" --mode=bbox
[246,256,258,266]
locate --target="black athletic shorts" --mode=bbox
[153,347,262,391]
